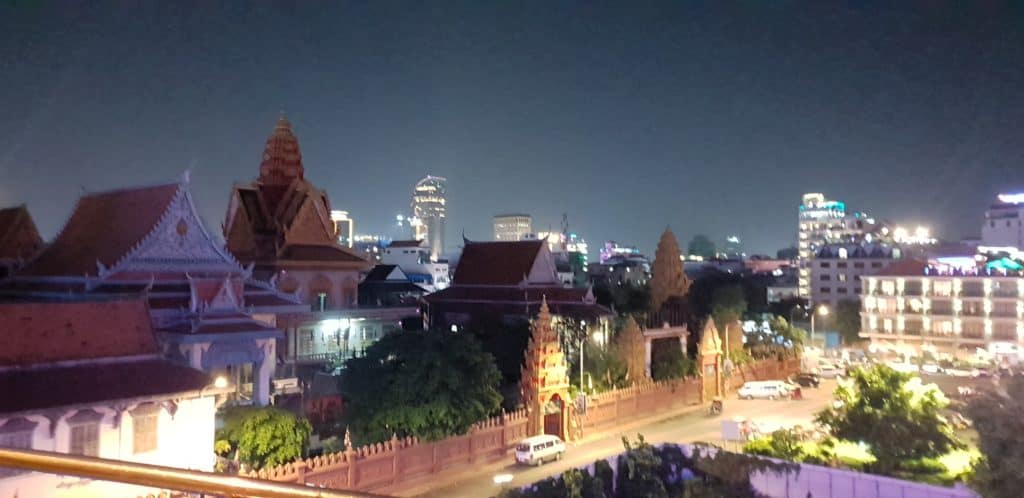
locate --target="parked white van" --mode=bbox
[737,381,791,400]
[515,434,566,466]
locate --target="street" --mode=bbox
[412,380,837,498]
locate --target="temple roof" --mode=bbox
[20,184,180,276]
[277,243,367,263]
[453,240,554,285]
[0,205,43,261]
[0,297,157,367]
[259,115,304,185]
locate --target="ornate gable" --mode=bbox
[699,319,723,358]
[118,183,243,275]
[283,196,334,246]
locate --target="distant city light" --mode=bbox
[892,225,936,245]
[998,193,1024,204]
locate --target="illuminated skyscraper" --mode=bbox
[798,193,883,299]
[411,175,447,260]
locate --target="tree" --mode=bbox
[339,330,502,445]
[464,316,531,410]
[967,376,1024,498]
[711,284,746,331]
[650,228,691,311]
[776,246,799,260]
[649,340,696,381]
[615,316,647,384]
[216,406,312,470]
[687,234,716,260]
[834,299,863,345]
[815,364,962,475]
[616,435,668,498]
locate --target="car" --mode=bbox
[515,434,565,466]
[816,364,846,379]
[737,381,790,400]
[921,363,943,375]
[790,372,821,388]
[946,368,977,378]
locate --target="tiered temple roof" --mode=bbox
[223,116,368,275]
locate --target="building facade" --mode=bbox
[0,298,221,498]
[810,243,901,310]
[981,193,1024,252]
[381,239,450,292]
[411,175,447,260]
[860,258,1024,360]
[798,193,883,299]
[493,214,532,241]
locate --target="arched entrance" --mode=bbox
[543,394,567,438]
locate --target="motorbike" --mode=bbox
[709,397,723,416]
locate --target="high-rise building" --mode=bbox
[797,193,882,299]
[493,214,532,241]
[330,210,354,247]
[411,175,447,260]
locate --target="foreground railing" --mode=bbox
[0,448,389,498]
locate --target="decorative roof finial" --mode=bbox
[344,427,353,451]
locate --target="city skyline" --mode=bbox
[4,3,1024,257]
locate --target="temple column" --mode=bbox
[254,340,275,406]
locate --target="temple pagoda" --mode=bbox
[521,298,573,440]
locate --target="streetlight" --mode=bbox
[811,305,829,346]
[579,320,587,394]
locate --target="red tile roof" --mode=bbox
[0,358,210,414]
[872,259,929,276]
[20,184,179,277]
[453,240,546,285]
[0,205,43,260]
[0,298,158,367]
[277,243,368,264]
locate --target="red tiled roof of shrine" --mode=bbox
[277,243,367,264]
[453,240,546,285]
[0,205,43,261]
[0,297,158,367]
[259,115,304,185]
[19,183,180,277]
[0,358,210,414]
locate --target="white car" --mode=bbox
[945,368,977,378]
[515,434,565,466]
[921,363,942,375]
[737,381,791,400]
[817,364,846,378]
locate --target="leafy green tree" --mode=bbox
[815,364,962,475]
[650,341,696,381]
[967,375,1024,498]
[464,316,531,410]
[687,234,716,260]
[216,406,312,470]
[711,284,746,328]
[834,299,863,345]
[743,429,804,461]
[339,330,502,445]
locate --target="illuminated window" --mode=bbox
[317,293,328,312]
[70,423,99,457]
[838,248,848,259]
[0,418,35,478]
[881,281,896,296]
[838,274,847,282]
[884,319,893,333]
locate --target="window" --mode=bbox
[838,274,847,282]
[854,262,864,269]
[820,262,831,268]
[820,287,831,293]
[837,262,848,269]
[132,404,159,454]
[820,275,831,281]
[70,424,99,457]
[0,418,36,478]
[838,288,848,294]
[68,409,102,457]
[871,262,883,269]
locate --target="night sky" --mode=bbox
[3,2,1024,257]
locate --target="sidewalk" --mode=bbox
[392,400,711,497]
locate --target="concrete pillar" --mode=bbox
[254,341,275,406]
[644,338,652,378]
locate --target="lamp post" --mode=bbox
[579,320,587,394]
[810,305,829,346]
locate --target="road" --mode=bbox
[414,380,837,498]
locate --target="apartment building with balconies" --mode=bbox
[860,258,1024,360]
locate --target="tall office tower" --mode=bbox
[330,210,354,247]
[493,214,533,241]
[411,175,447,260]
